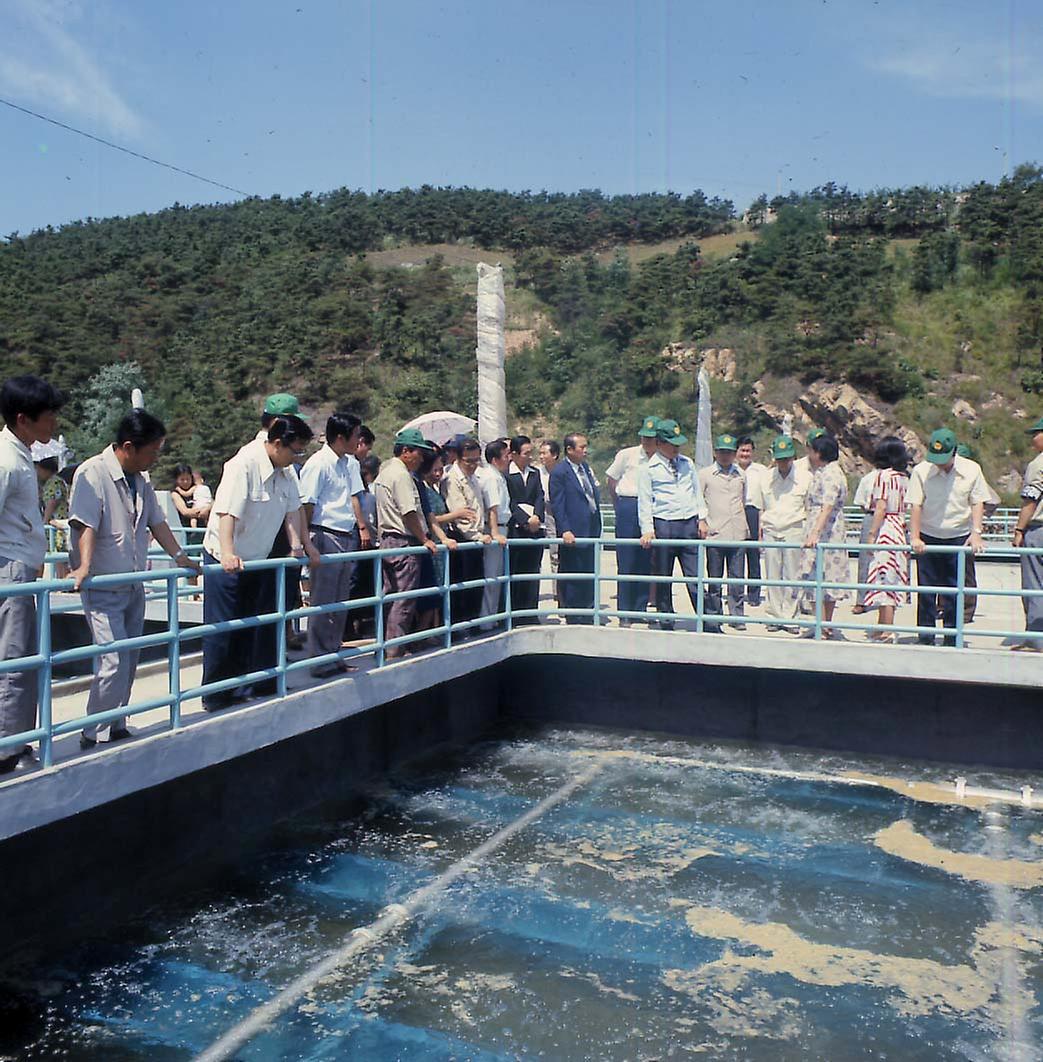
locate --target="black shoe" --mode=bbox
[0,754,19,774]
[79,734,97,750]
[108,727,134,743]
[202,693,236,712]
[250,680,278,697]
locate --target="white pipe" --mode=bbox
[197,760,603,1061]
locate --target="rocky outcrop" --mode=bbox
[951,399,977,422]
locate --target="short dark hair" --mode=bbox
[420,443,444,475]
[486,439,508,463]
[810,434,839,463]
[510,435,532,453]
[173,463,193,482]
[541,439,561,458]
[564,433,586,453]
[0,375,65,427]
[266,414,313,447]
[358,425,375,446]
[459,437,481,457]
[325,412,362,446]
[874,436,909,473]
[737,436,754,449]
[116,410,166,448]
[36,456,59,474]
[360,454,381,481]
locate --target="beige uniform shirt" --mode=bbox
[907,456,990,538]
[0,426,47,567]
[373,456,423,539]
[1021,452,1043,525]
[203,438,303,561]
[760,465,812,537]
[443,461,487,541]
[69,446,167,574]
[698,463,748,541]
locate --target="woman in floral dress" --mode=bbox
[799,434,849,637]
[863,437,910,642]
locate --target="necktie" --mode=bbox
[579,464,596,513]
[670,458,679,477]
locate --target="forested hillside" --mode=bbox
[2,175,1042,490]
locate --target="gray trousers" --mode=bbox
[481,533,507,628]
[1022,526,1043,633]
[82,585,146,739]
[307,527,359,662]
[0,558,38,755]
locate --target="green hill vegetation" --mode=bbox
[2,175,1042,494]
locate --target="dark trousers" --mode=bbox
[381,534,422,645]
[614,496,651,615]
[742,504,762,604]
[651,517,702,629]
[706,544,745,629]
[559,541,596,624]
[915,534,968,645]
[202,550,278,699]
[508,531,543,623]
[269,524,301,612]
[449,540,484,627]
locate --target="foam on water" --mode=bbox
[2,728,1042,1060]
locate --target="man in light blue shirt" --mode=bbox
[637,419,709,631]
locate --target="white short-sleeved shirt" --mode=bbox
[907,455,990,538]
[69,445,167,574]
[738,461,770,510]
[606,444,653,498]
[1021,452,1043,525]
[298,444,363,533]
[853,470,877,511]
[0,426,48,567]
[203,439,303,562]
[477,465,510,525]
[760,464,812,537]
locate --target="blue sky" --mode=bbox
[2,0,1041,236]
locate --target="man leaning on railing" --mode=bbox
[68,411,200,749]
[0,375,65,774]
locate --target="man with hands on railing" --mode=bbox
[478,439,511,630]
[637,419,708,631]
[1012,417,1043,650]
[0,375,65,774]
[68,411,201,749]
[549,433,602,625]
[443,438,489,628]
[907,428,988,646]
[200,414,319,709]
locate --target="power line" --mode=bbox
[0,96,251,198]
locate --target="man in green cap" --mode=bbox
[372,428,438,656]
[605,415,661,624]
[759,436,811,630]
[698,433,748,631]
[908,428,989,645]
[1012,417,1043,649]
[636,419,708,629]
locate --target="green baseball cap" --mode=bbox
[394,427,435,450]
[1025,416,1043,435]
[806,427,826,443]
[638,415,661,438]
[926,427,957,464]
[263,392,299,416]
[714,433,738,452]
[656,418,688,446]
[771,435,796,459]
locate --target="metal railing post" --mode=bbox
[593,539,602,626]
[504,539,513,631]
[696,540,705,633]
[442,545,453,650]
[167,570,182,729]
[955,546,966,649]
[814,544,824,640]
[374,551,385,668]
[37,586,53,768]
[276,560,288,698]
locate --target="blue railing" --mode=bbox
[1,535,1040,771]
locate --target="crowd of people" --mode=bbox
[2,370,1042,774]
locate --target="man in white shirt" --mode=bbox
[69,411,199,748]
[299,412,369,677]
[201,415,319,709]
[908,428,989,645]
[1013,417,1043,648]
[606,416,660,625]
[759,436,812,629]
[443,438,490,627]
[735,436,769,608]
[539,440,562,607]
[0,375,64,774]
[478,440,511,629]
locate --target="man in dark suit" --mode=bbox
[549,433,602,624]
[506,435,546,624]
